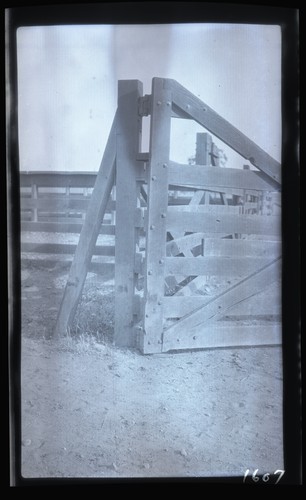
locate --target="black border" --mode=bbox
[4,1,300,487]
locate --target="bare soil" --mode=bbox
[21,258,284,479]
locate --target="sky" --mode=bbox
[16,24,281,171]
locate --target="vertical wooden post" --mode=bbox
[111,186,116,225]
[31,183,38,222]
[114,80,143,347]
[195,132,212,166]
[53,114,117,337]
[140,78,172,354]
[65,186,70,219]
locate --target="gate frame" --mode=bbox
[54,77,281,355]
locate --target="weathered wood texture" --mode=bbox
[20,221,115,235]
[165,256,278,278]
[163,280,281,318]
[140,78,172,354]
[114,80,143,347]
[166,212,281,235]
[168,162,279,192]
[167,79,281,185]
[162,323,281,352]
[163,257,281,342]
[20,196,115,212]
[21,242,115,256]
[53,113,117,337]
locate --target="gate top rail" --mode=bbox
[164,78,281,186]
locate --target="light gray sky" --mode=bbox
[17,24,281,171]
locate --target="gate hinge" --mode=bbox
[138,94,152,116]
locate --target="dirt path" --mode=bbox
[21,260,284,479]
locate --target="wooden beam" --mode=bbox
[114,80,143,348]
[162,257,281,341]
[20,172,98,188]
[204,238,281,258]
[196,132,212,166]
[162,323,281,351]
[168,162,279,192]
[20,197,115,212]
[166,211,281,236]
[167,204,241,214]
[53,112,117,337]
[165,256,277,277]
[166,233,204,257]
[167,79,281,185]
[20,170,147,188]
[20,221,115,235]
[168,184,258,198]
[141,78,172,354]
[20,257,114,275]
[163,281,281,318]
[20,242,115,256]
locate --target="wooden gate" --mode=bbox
[54,77,281,354]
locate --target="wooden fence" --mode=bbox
[22,78,282,354]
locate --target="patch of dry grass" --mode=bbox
[69,281,114,346]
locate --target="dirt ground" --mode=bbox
[20,257,284,480]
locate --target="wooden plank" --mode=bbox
[20,172,98,188]
[163,282,281,318]
[168,184,260,198]
[21,242,115,256]
[31,183,38,222]
[165,256,276,277]
[168,162,279,192]
[167,204,241,214]
[163,257,281,340]
[20,221,115,234]
[20,196,115,212]
[166,211,281,235]
[20,170,147,188]
[196,132,212,166]
[21,196,88,211]
[204,238,281,257]
[20,257,114,276]
[167,79,281,185]
[189,189,205,205]
[114,80,143,348]
[53,112,117,337]
[166,233,204,256]
[162,323,281,351]
[141,78,172,354]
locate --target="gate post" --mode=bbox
[140,78,172,354]
[114,80,143,347]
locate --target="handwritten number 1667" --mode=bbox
[243,469,285,484]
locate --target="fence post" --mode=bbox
[114,80,143,347]
[196,132,212,166]
[140,78,172,354]
[31,183,38,222]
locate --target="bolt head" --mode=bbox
[157,101,162,106]
[161,213,166,218]
[150,224,155,230]
[162,163,168,168]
